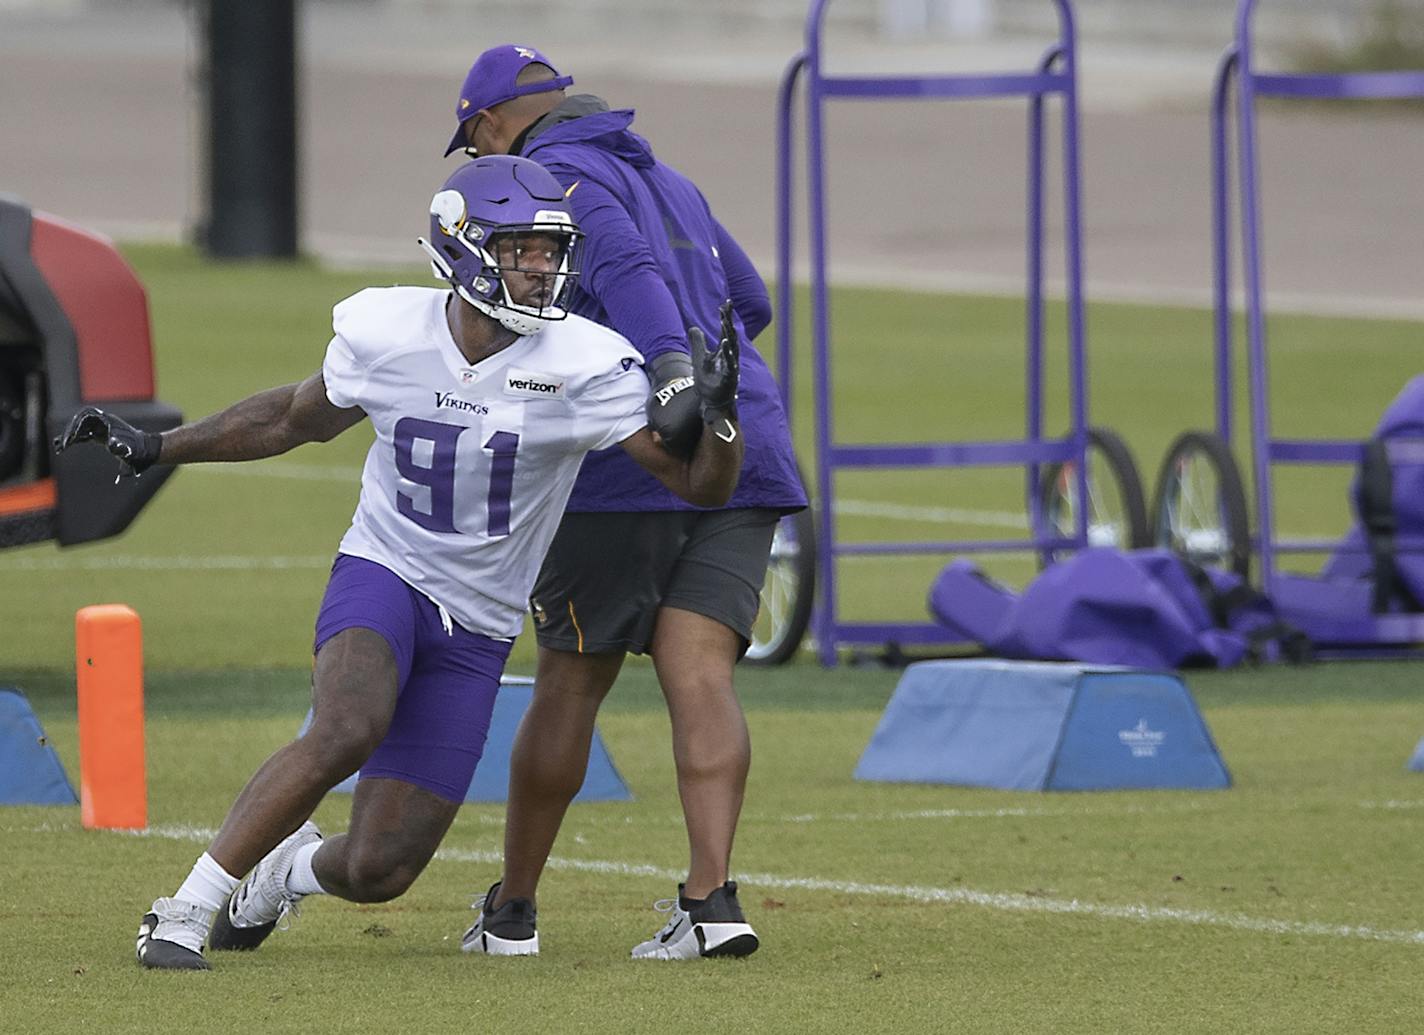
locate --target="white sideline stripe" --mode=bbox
[206,463,357,483]
[833,499,1027,530]
[781,807,1040,823]
[183,466,1351,540]
[71,823,1424,948]
[78,462,1359,541]
[191,465,1029,528]
[118,823,219,840]
[197,463,1033,529]
[772,802,1214,824]
[203,463,1032,530]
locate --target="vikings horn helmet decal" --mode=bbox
[418,155,583,336]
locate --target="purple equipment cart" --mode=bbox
[774,0,1147,667]
[1151,0,1424,652]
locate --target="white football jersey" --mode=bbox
[323,286,648,638]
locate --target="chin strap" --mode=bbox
[418,236,561,337]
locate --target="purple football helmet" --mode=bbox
[417,155,582,336]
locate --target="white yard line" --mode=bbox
[832,498,1028,530]
[214,462,358,483]
[768,801,1215,824]
[304,799,1215,829]
[777,807,1043,823]
[200,465,1029,529]
[18,822,1404,948]
[0,458,1340,571]
[149,463,1358,538]
[203,464,1035,529]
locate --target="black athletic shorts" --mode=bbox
[528,509,780,655]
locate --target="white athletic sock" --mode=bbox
[285,840,328,897]
[174,852,240,915]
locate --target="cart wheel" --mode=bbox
[1038,426,1150,566]
[1151,430,1251,579]
[743,504,817,665]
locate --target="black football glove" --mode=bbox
[691,299,740,438]
[645,351,701,461]
[52,406,162,476]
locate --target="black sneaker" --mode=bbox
[630,880,759,960]
[460,881,538,956]
[209,820,321,952]
[136,899,212,971]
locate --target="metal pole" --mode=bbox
[806,0,839,666]
[775,53,806,415]
[202,0,299,258]
[1057,0,1091,548]
[1236,0,1275,590]
[1024,45,1055,553]
[1210,47,1239,446]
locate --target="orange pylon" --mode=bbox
[75,604,147,829]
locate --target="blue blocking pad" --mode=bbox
[0,688,79,806]
[1406,737,1424,773]
[854,660,1229,792]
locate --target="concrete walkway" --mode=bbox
[3,2,1422,318]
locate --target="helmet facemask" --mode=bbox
[419,188,583,337]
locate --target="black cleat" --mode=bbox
[631,881,759,960]
[208,892,277,951]
[460,881,539,956]
[136,901,212,971]
[208,820,320,952]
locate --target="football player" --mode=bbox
[55,154,743,971]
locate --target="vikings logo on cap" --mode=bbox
[444,45,574,157]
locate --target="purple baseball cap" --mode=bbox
[443,45,573,156]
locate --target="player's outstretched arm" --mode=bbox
[622,301,743,507]
[54,371,365,474]
[157,371,365,465]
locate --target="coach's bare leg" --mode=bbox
[311,778,461,901]
[649,607,749,900]
[206,628,399,878]
[492,646,624,907]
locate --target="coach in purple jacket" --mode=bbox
[443,45,806,960]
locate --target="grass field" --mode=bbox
[4,247,1424,1031]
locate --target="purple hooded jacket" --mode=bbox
[519,96,806,513]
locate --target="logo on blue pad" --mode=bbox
[1118,718,1166,758]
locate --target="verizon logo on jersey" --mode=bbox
[504,369,565,398]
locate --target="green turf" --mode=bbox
[4,246,1424,1031]
[7,661,1424,1031]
